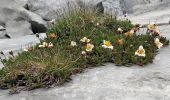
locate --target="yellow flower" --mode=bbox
[48,33,57,39]
[125,29,134,37]
[80,37,90,43]
[85,43,94,52]
[154,38,163,49]
[135,45,146,57]
[102,40,114,50]
[71,41,77,47]
[48,42,54,48]
[148,22,156,30]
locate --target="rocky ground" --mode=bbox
[0,0,170,100]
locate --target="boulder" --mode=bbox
[26,0,123,20]
[27,0,78,20]
[6,20,33,38]
[0,0,47,38]
[120,0,170,14]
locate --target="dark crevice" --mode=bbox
[30,21,47,34]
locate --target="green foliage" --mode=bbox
[0,9,169,93]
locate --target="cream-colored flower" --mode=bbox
[102,40,114,50]
[148,22,156,30]
[117,27,123,32]
[154,38,163,49]
[81,51,86,55]
[80,37,90,43]
[39,45,43,48]
[39,42,48,48]
[42,42,48,48]
[135,45,146,57]
[85,43,94,52]
[23,48,28,52]
[48,42,54,48]
[71,41,77,47]
[96,23,100,26]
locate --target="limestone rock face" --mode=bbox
[0,0,47,38]
[26,0,123,20]
[13,0,28,7]
[121,0,170,14]
[27,0,78,20]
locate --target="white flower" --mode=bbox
[117,27,123,32]
[81,51,86,55]
[96,23,100,26]
[154,38,163,49]
[102,40,114,50]
[80,37,90,43]
[23,48,28,52]
[71,41,77,47]
[135,45,146,57]
[48,42,54,48]
[39,45,43,48]
[85,43,94,52]
[39,42,48,48]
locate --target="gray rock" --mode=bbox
[103,0,123,16]
[121,0,170,14]
[0,31,6,39]
[14,0,28,7]
[0,0,47,38]
[19,9,47,33]
[27,0,78,20]
[0,25,5,31]
[6,20,33,38]
[26,0,123,20]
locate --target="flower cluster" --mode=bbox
[80,37,94,55]
[39,42,54,48]
[70,22,165,59]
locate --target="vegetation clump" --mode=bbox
[0,9,169,93]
